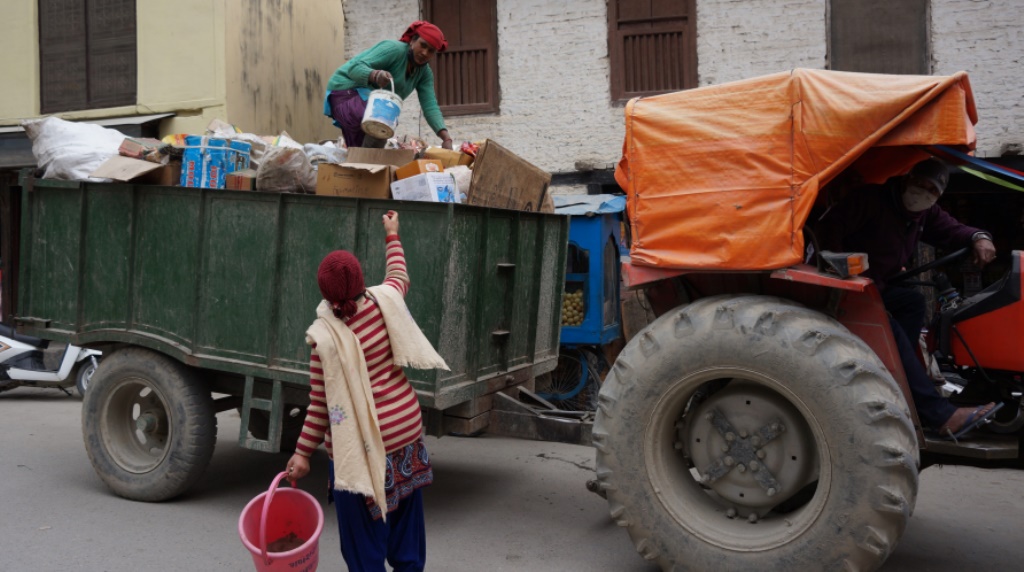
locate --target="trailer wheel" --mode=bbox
[594,295,918,572]
[82,347,216,502]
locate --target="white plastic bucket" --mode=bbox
[361,80,403,140]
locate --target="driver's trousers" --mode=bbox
[883,286,957,429]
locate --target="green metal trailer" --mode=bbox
[5,174,568,501]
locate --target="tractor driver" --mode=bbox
[816,158,998,439]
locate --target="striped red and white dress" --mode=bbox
[295,234,432,518]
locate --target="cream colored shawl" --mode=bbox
[305,301,388,519]
[366,285,449,371]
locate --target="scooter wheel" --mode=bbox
[74,359,98,397]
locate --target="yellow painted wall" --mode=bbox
[0,0,344,144]
[0,1,40,119]
[0,0,224,131]
[224,0,345,143]
[136,0,227,135]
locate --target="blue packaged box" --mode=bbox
[180,137,251,189]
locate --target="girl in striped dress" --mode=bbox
[286,210,432,572]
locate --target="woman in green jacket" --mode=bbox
[324,21,453,150]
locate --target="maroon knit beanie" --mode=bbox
[317,250,365,319]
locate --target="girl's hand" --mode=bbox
[286,454,310,485]
[383,210,400,235]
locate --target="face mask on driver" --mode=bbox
[902,186,938,212]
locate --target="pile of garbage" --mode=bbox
[21,116,553,213]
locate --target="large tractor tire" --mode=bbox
[593,295,919,572]
[82,347,217,502]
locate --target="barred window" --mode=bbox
[608,0,697,103]
[39,0,137,114]
[425,0,499,115]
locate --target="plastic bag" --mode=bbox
[446,165,472,202]
[205,121,270,170]
[256,146,316,193]
[22,116,126,181]
[303,142,347,167]
[270,131,303,149]
[384,135,427,155]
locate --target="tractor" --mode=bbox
[594,69,1024,571]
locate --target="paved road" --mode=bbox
[1,386,1022,571]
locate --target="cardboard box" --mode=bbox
[345,147,416,167]
[225,168,257,191]
[423,147,473,168]
[118,137,169,164]
[316,163,394,199]
[395,159,444,180]
[390,173,460,203]
[467,140,553,213]
[90,155,181,186]
[138,159,182,186]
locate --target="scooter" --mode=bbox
[0,324,101,397]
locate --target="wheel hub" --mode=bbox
[136,412,160,434]
[684,381,818,516]
[101,379,172,473]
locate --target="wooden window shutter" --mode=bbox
[39,0,89,113]
[38,0,136,114]
[829,0,928,74]
[609,0,697,103]
[426,0,499,115]
[86,0,137,109]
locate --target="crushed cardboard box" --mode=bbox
[346,147,416,167]
[90,155,182,186]
[316,163,393,199]
[314,147,418,199]
[466,140,553,213]
[423,147,473,168]
[226,168,257,190]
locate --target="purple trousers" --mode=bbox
[328,89,386,149]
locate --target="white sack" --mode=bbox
[446,165,472,202]
[22,117,126,181]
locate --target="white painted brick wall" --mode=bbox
[339,0,1022,190]
[932,0,1024,157]
[697,0,827,86]
[341,0,623,177]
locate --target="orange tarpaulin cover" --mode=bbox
[615,69,978,270]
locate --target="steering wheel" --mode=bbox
[887,247,971,285]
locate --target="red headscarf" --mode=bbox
[400,20,448,52]
[317,250,365,319]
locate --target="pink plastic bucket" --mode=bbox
[239,471,324,572]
